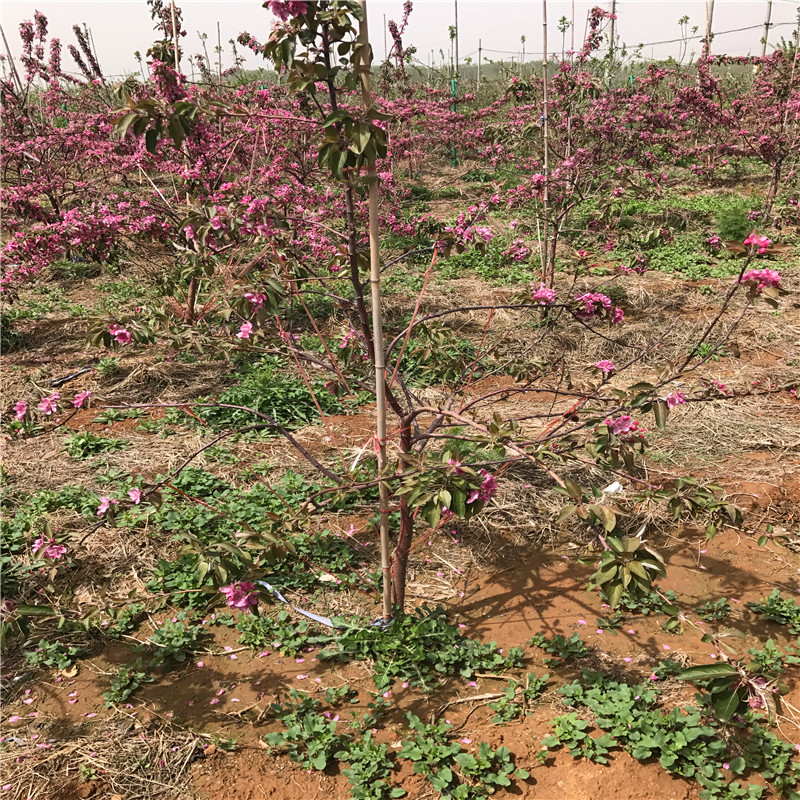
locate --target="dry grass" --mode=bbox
[2,717,203,800]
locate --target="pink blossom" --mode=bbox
[531,283,556,306]
[96,496,119,516]
[13,400,28,420]
[220,582,259,612]
[109,324,132,345]
[72,390,92,409]
[448,458,465,475]
[665,389,686,408]
[593,360,616,374]
[611,307,625,325]
[339,328,360,349]
[740,268,780,291]
[32,535,67,560]
[37,392,60,415]
[605,415,634,435]
[575,292,612,319]
[244,292,268,308]
[127,488,142,504]
[743,233,771,254]
[706,234,722,250]
[268,1,308,21]
[236,322,253,340]
[467,469,498,505]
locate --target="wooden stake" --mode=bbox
[170,1,180,72]
[704,0,715,59]
[357,0,392,621]
[0,24,24,93]
[217,21,223,83]
[761,0,773,58]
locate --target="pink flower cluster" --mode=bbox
[237,322,254,340]
[72,390,91,409]
[740,268,780,291]
[594,360,617,375]
[220,582,259,611]
[503,239,530,262]
[339,328,361,349]
[97,496,119,516]
[531,283,556,306]
[742,233,772,254]
[244,292,268,308]
[32,535,67,560]
[37,393,60,415]
[665,389,686,408]
[267,1,309,21]
[604,415,646,439]
[109,324,131,345]
[467,469,498,505]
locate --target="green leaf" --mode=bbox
[678,663,737,682]
[352,121,372,154]
[653,400,669,430]
[607,581,624,608]
[562,477,583,501]
[145,128,158,154]
[556,504,578,524]
[714,687,741,722]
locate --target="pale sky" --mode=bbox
[2,1,799,80]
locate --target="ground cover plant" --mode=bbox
[1,2,799,799]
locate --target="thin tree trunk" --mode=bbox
[392,417,414,608]
[357,0,393,620]
[541,0,552,284]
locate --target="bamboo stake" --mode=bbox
[170,1,180,72]
[760,0,773,58]
[704,0,715,59]
[0,24,25,93]
[217,21,223,83]
[357,0,392,621]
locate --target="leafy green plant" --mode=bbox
[399,713,529,799]
[691,342,732,363]
[92,408,145,425]
[142,613,207,667]
[528,632,590,666]
[453,741,530,797]
[747,590,800,635]
[715,199,753,242]
[265,690,351,771]
[696,599,732,623]
[748,639,800,676]
[320,605,524,691]
[542,713,617,763]
[237,609,333,656]
[64,432,131,459]
[101,603,146,638]
[551,671,800,799]
[636,478,743,538]
[617,588,681,632]
[587,535,667,607]
[489,673,549,723]
[103,662,154,706]
[398,714,462,794]
[342,732,406,800]
[196,355,344,432]
[24,639,86,670]
[96,356,121,377]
